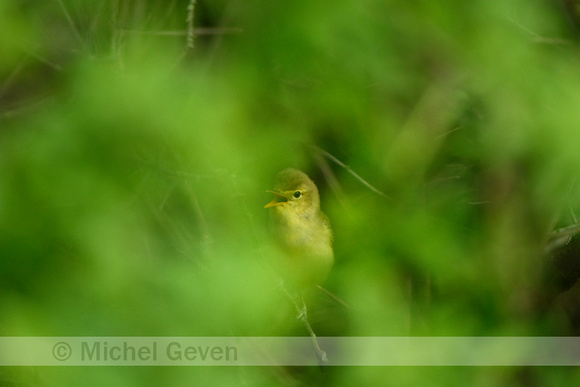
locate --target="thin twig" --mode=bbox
[186,0,197,50]
[27,50,63,71]
[571,208,578,224]
[309,144,393,200]
[277,282,328,365]
[435,126,462,139]
[313,151,349,212]
[56,0,86,50]
[0,58,25,98]
[505,16,571,46]
[317,285,350,309]
[548,223,580,240]
[124,28,243,36]
[229,173,261,249]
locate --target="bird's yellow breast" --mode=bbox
[270,204,334,288]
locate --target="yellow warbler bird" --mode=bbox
[264,168,334,289]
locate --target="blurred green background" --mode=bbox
[2,0,580,385]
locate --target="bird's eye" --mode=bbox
[293,191,301,199]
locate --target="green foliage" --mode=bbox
[1,0,580,385]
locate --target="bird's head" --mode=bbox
[264,168,320,217]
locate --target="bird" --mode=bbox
[264,168,334,290]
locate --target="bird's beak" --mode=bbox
[264,190,290,208]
